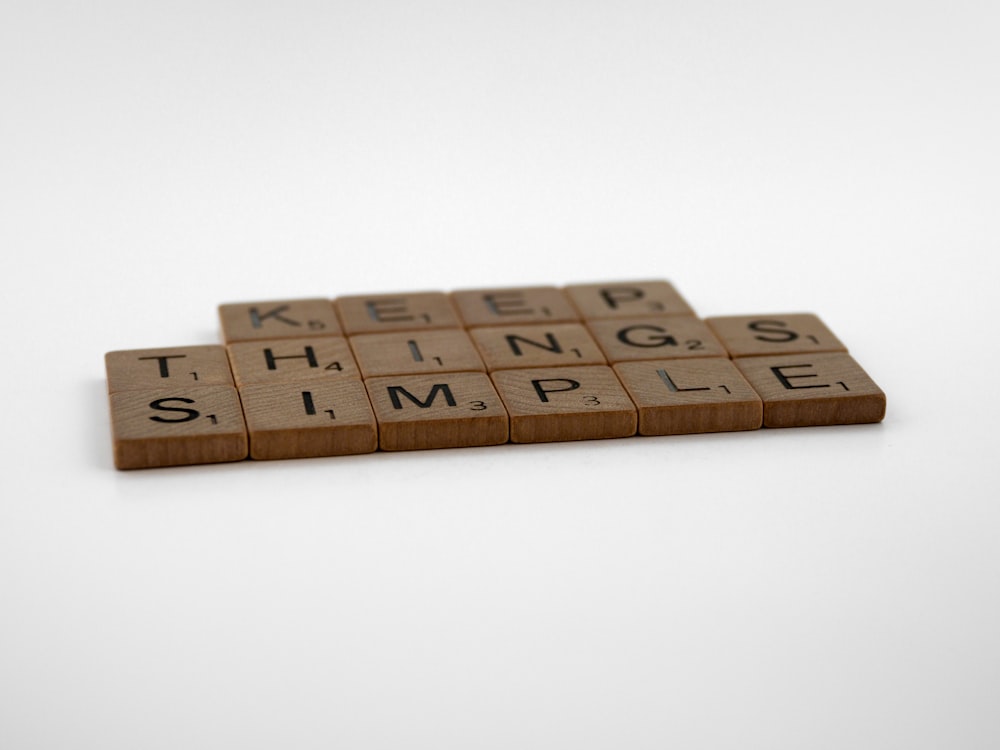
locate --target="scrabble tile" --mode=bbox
[365,372,509,451]
[586,316,728,363]
[335,292,461,335]
[451,286,580,327]
[238,381,377,460]
[613,359,762,435]
[106,346,234,393]
[704,313,848,358]
[227,336,360,387]
[349,329,485,378]
[491,366,637,443]
[469,323,606,372]
[109,386,248,469]
[564,280,694,319]
[734,353,886,427]
[219,298,341,343]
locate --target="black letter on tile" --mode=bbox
[388,384,456,409]
[138,355,186,378]
[748,320,798,343]
[250,305,299,329]
[148,397,200,423]
[770,364,830,390]
[531,378,580,403]
[264,346,319,370]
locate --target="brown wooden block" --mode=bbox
[469,323,606,372]
[109,386,247,469]
[238,381,377,460]
[704,313,848,358]
[734,353,886,427]
[491,366,637,443]
[365,372,509,451]
[105,345,234,393]
[219,298,341,343]
[349,329,485,378]
[586,316,728,363]
[335,292,461,335]
[564,280,694,319]
[451,286,580,327]
[613,359,762,435]
[227,336,360,387]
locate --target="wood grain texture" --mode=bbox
[106,345,234,393]
[564,280,694,319]
[349,329,485,378]
[227,336,360,387]
[335,292,461,335]
[734,352,886,427]
[613,358,762,435]
[587,316,728,363]
[109,386,247,469]
[238,381,377,460]
[704,313,848,358]
[491,366,637,443]
[451,286,580,327]
[219,298,341,343]
[469,323,606,372]
[365,372,508,451]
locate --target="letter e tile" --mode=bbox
[734,353,886,427]
[451,286,580,327]
[335,292,461,335]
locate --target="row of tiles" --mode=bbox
[107,313,850,393]
[107,354,886,470]
[218,282,697,341]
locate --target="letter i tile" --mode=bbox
[238,381,378,459]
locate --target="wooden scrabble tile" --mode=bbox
[349,329,485,378]
[335,292,461,335]
[365,372,509,451]
[586,316,728,363]
[218,298,341,343]
[238,381,377,460]
[704,313,848,358]
[469,323,606,372]
[227,336,360,387]
[491,366,637,443]
[613,359,762,435]
[106,345,234,393]
[564,280,695,319]
[734,352,886,427]
[451,286,580,327]
[109,386,247,469]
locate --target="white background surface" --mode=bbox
[2,2,999,748]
